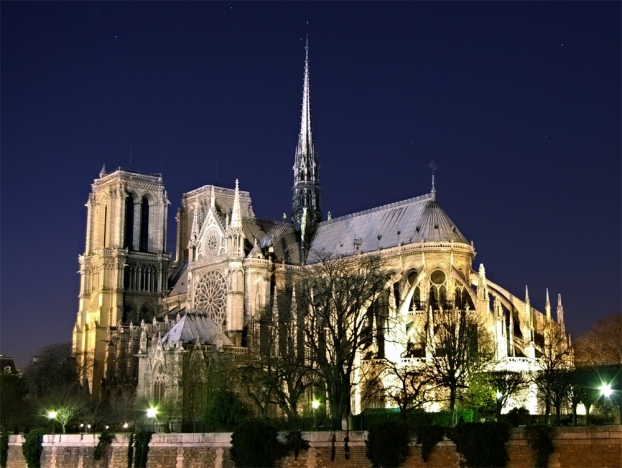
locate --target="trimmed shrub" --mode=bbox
[133,431,153,468]
[449,422,510,468]
[505,407,530,427]
[415,425,445,462]
[93,431,114,460]
[126,433,134,468]
[524,425,555,468]
[366,421,410,468]
[230,420,286,468]
[22,428,46,468]
[0,433,8,468]
[284,431,309,460]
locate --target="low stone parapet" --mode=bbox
[5,425,621,468]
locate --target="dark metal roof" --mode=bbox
[308,193,468,260]
[242,219,301,264]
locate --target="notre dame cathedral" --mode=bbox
[72,36,570,416]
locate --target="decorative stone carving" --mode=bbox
[193,270,227,326]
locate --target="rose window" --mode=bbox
[193,270,227,326]
[204,229,220,256]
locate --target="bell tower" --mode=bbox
[72,167,171,397]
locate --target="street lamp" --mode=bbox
[147,407,157,432]
[48,411,57,436]
[312,400,319,430]
[600,384,612,425]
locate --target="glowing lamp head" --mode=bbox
[312,400,320,409]
[147,407,158,418]
[496,392,502,400]
[123,423,129,429]
[48,411,57,420]
[600,384,612,397]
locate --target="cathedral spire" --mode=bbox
[429,161,437,200]
[556,293,565,334]
[292,26,321,238]
[545,288,551,321]
[231,179,242,229]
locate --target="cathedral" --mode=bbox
[72,36,569,417]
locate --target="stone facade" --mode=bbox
[72,33,571,418]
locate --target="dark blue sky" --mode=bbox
[2,2,620,368]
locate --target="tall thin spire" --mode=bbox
[231,179,242,229]
[429,161,437,200]
[545,288,551,321]
[292,24,321,237]
[556,293,565,334]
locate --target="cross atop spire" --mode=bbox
[292,25,321,239]
[429,161,437,200]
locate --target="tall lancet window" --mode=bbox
[124,195,134,249]
[103,205,108,248]
[140,197,149,252]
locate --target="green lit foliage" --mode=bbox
[230,420,286,468]
[21,428,46,468]
[524,425,555,468]
[366,421,410,468]
[449,422,510,468]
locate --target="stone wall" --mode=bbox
[6,426,621,468]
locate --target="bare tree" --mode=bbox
[533,322,573,425]
[24,343,91,398]
[423,309,495,424]
[294,253,395,430]
[365,358,435,422]
[24,343,94,432]
[37,384,90,433]
[574,313,622,367]
[482,370,529,420]
[243,300,315,427]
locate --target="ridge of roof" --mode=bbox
[319,192,435,226]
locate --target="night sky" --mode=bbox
[2,2,620,369]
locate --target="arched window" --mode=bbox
[429,286,438,310]
[153,367,165,403]
[439,285,447,309]
[413,286,421,310]
[124,196,135,249]
[140,197,149,252]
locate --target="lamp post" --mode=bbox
[48,411,57,436]
[312,400,319,430]
[600,384,612,425]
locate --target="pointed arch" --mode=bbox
[140,195,151,252]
